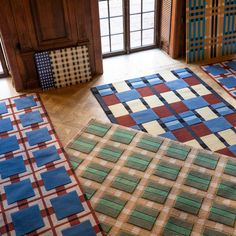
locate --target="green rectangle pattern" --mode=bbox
[82,163,111,183]
[111,128,136,144]
[85,121,111,137]
[125,153,152,171]
[136,135,163,152]
[128,205,159,230]
[174,192,203,215]
[194,152,219,170]
[95,194,127,218]
[97,145,124,163]
[142,181,171,204]
[185,170,211,191]
[208,203,236,227]
[112,173,140,193]
[163,217,193,236]
[166,143,190,161]
[154,161,181,181]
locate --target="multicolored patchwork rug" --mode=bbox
[201,59,236,98]
[0,94,103,235]
[91,68,236,158]
[186,1,236,63]
[66,119,236,236]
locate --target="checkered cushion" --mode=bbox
[35,45,92,90]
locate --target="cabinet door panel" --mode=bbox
[10,0,34,51]
[30,0,77,47]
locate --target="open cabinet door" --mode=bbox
[0,0,102,91]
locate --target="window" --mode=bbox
[0,39,8,78]
[99,0,159,56]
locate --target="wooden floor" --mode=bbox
[1,49,235,145]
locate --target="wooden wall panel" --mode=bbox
[0,0,102,91]
[31,0,68,41]
[10,0,34,51]
[169,0,186,58]
[0,1,23,89]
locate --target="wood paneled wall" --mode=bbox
[0,0,102,91]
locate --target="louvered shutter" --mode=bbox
[159,0,173,53]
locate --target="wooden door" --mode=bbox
[0,0,102,91]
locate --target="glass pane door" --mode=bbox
[130,0,156,49]
[99,0,125,54]
[99,0,157,56]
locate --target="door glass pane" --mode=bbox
[130,31,141,48]
[99,1,108,18]
[130,0,141,14]
[110,17,123,34]
[130,0,155,50]
[130,14,141,31]
[100,19,109,36]
[143,0,155,12]
[99,0,124,55]
[111,34,124,51]
[101,36,110,54]
[143,12,154,29]
[109,0,123,16]
[143,29,154,45]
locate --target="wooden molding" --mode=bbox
[0,0,24,90]
[169,0,186,59]
[89,0,103,74]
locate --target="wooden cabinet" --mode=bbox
[0,0,102,91]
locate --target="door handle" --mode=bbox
[16,42,21,51]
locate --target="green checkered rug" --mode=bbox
[66,119,236,236]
